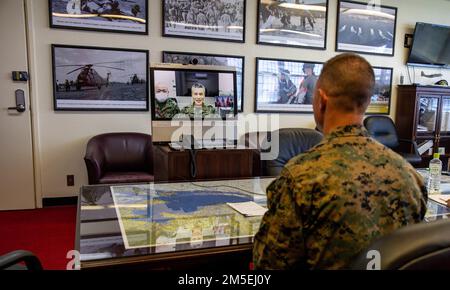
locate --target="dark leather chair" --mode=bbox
[350,219,450,270]
[0,250,43,270]
[261,128,323,176]
[84,133,154,185]
[364,116,422,165]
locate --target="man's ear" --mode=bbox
[318,89,328,112]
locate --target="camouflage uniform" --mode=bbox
[155,98,180,119]
[181,103,217,119]
[253,125,428,270]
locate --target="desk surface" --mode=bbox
[77,176,450,269]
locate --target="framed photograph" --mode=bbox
[255,57,323,114]
[52,44,149,111]
[162,0,246,43]
[162,51,245,112]
[49,0,148,34]
[366,67,393,115]
[336,0,397,56]
[257,0,328,49]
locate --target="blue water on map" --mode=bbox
[129,190,252,222]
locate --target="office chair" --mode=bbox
[364,116,422,165]
[350,219,450,270]
[261,128,323,176]
[0,250,43,270]
[84,132,154,184]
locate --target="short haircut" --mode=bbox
[192,83,205,91]
[318,53,375,112]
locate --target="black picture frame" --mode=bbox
[162,51,245,112]
[162,0,246,43]
[52,44,149,111]
[335,0,397,56]
[48,0,149,35]
[366,66,393,115]
[256,0,329,50]
[255,57,324,114]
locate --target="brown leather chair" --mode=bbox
[84,133,154,185]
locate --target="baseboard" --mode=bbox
[42,196,78,207]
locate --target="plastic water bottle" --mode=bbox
[428,153,442,195]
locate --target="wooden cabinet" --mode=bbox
[153,145,255,182]
[396,85,450,167]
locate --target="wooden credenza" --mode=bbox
[153,145,256,182]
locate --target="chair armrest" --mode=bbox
[84,157,104,185]
[84,140,106,185]
[0,250,43,270]
[398,139,420,154]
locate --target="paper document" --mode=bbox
[428,195,450,206]
[227,202,268,217]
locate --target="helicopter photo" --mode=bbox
[53,45,148,110]
[56,62,124,91]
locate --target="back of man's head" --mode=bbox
[317,53,375,113]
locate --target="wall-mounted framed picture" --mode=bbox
[162,51,245,112]
[257,0,329,50]
[48,0,148,34]
[366,66,393,115]
[255,57,323,114]
[52,44,149,111]
[162,0,246,43]
[335,0,397,56]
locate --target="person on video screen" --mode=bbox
[297,63,318,105]
[278,69,297,104]
[155,82,180,119]
[181,83,216,118]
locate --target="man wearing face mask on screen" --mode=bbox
[155,82,180,119]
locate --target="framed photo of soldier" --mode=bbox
[162,0,246,43]
[257,0,329,49]
[335,0,397,56]
[255,57,323,114]
[162,51,245,112]
[48,0,148,34]
[52,44,149,111]
[366,66,393,115]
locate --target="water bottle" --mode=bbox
[428,153,442,195]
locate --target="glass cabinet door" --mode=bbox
[417,97,439,135]
[440,97,450,135]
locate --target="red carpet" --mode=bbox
[0,206,76,270]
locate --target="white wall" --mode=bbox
[24,0,450,199]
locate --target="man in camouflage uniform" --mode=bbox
[181,83,217,119]
[154,82,180,119]
[253,53,428,270]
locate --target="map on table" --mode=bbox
[110,178,275,251]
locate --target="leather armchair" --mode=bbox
[364,116,422,165]
[350,219,450,270]
[84,133,154,185]
[262,128,323,176]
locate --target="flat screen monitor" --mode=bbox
[150,64,238,144]
[407,22,450,68]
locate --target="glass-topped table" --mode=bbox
[76,178,274,270]
[76,177,450,270]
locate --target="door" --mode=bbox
[0,0,35,210]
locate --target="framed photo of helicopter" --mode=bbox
[52,44,149,111]
[49,0,148,35]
